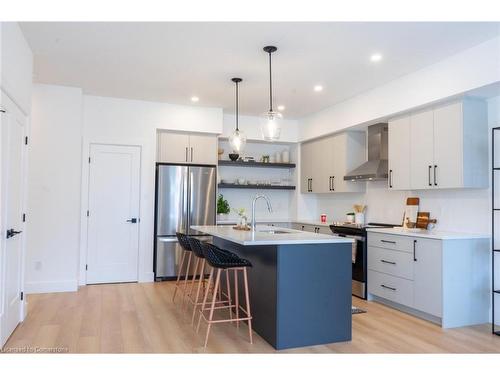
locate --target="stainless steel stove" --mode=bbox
[330,222,397,299]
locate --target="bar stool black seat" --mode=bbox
[172,232,193,303]
[197,242,253,348]
[202,243,252,269]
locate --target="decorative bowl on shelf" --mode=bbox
[229,153,239,161]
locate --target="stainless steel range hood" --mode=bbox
[344,123,388,181]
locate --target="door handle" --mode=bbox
[389,169,393,188]
[185,147,188,162]
[380,284,397,291]
[413,239,417,261]
[332,176,334,191]
[434,165,437,186]
[329,176,332,191]
[380,259,396,265]
[6,229,22,239]
[191,147,193,162]
[428,165,432,186]
[126,218,138,223]
[310,178,313,192]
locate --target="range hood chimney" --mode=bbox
[344,123,388,182]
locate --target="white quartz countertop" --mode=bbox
[191,225,353,246]
[366,227,490,240]
[216,219,333,227]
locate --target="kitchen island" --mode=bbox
[191,225,354,350]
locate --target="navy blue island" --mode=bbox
[191,225,354,350]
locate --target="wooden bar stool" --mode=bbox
[187,237,234,324]
[172,232,193,303]
[196,242,253,348]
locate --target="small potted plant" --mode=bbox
[233,208,248,228]
[217,194,230,221]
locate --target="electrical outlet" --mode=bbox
[34,261,42,271]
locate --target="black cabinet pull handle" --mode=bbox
[185,147,188,162]
[332,176,335,191]
[310,178,313,192]
[380,259,396,265]
[413,239,417,261]
[381,239,396,244]
[381,284,397,291]
[6,229,22,239]
[329,176,332,191]
[434,165,438,186]
[428,165,432,186]
[191,147,194,162]
[126,218,138,224]
[389,169,393,188]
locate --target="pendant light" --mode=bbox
[229,77,247,153]
[261,45,282,141]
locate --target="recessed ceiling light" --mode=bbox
[314,85,323,92]
[370,53,383,62]
[277,105,285,111]
[191,96,199,102]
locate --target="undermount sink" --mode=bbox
[257,229,291,234]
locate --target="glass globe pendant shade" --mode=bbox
[229,128,247,153]
[261,110,282,141]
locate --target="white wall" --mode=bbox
[25,84,83,293]
[300,96,500,232]
[79,95,223,285]
[299,36,500,141]
[24,88,224,293]
[0,22,33,115]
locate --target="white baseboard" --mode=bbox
[140,272,155,283]
[24,279,78,294]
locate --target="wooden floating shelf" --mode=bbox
[218,183,296,190]
[218,160,296,169]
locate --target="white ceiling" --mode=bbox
[20,22,500,119]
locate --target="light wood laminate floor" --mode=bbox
[3,282,500,353]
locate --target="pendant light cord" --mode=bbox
[268,51,273,112]
[235,80,239,131]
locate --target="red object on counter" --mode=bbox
[320,214,327,223]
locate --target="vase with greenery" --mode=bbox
[217,194,230,221]
[233,208,248,227]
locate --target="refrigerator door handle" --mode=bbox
[158,237,177,243]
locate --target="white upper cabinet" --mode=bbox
[300,141,314,193]
[188,133,218,165]
[410,109,435,189]
[300,132,365,193]
[388,116,411,190]
[388,99,487,190]
[433,102,465,189]
[157,131,217,165]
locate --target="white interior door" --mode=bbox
[87,144,141,284]
[1,104,26,346]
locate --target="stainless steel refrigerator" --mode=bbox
[154,164,216,279]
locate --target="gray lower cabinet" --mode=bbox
[367,232,489,328]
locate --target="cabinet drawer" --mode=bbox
[368,246,414,280]
[367,232,414,253]
[368,270,414,307]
